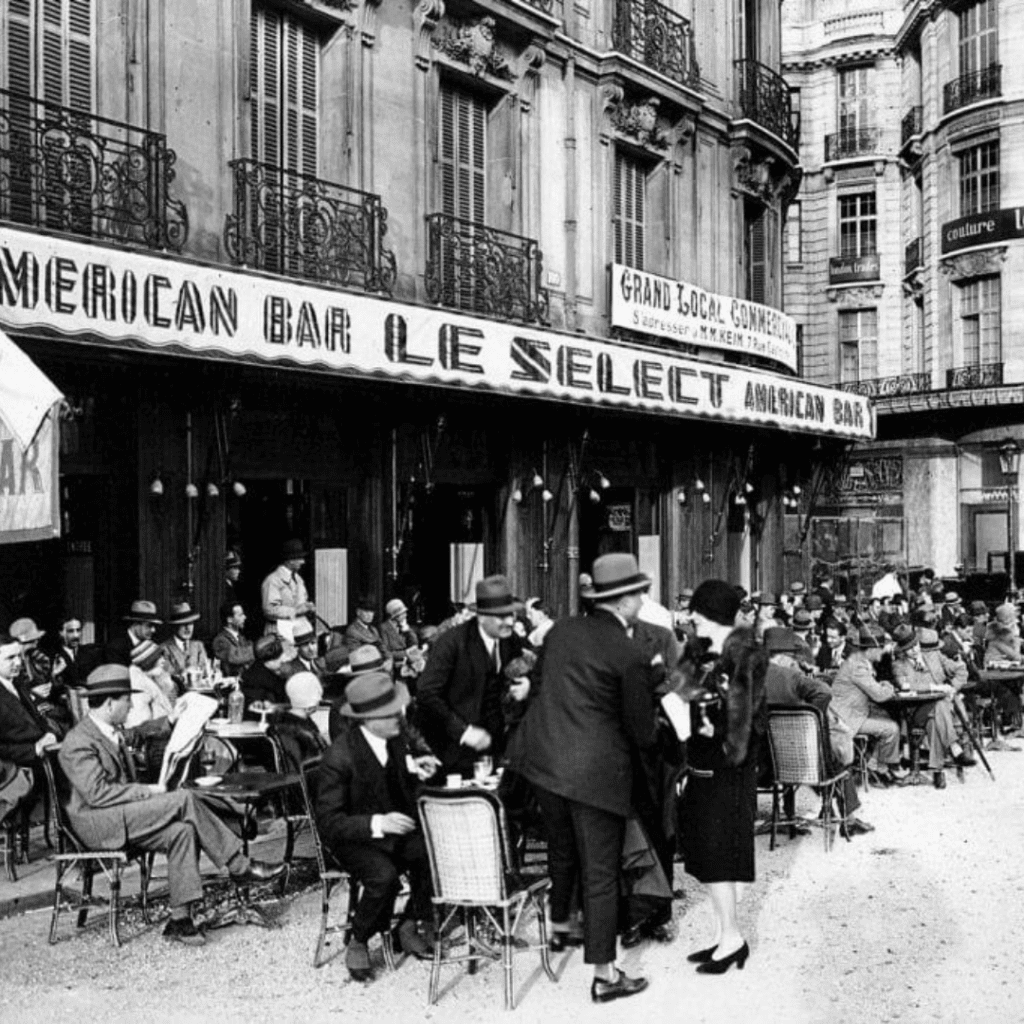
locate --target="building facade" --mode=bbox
[0,0,867,642]
[784,0,1024,588]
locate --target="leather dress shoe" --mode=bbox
[953,750,977,768]
[163,916,206,946]
[231,859,287,885]
[933,770,947,790]
[549,931,584,952]
[346,939,372,981]
[591,970,649,1003]
[397,919,434,960]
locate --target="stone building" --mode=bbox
[0,0,867,641]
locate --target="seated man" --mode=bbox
[211,601,256,677]
[159,602,212,689]
[58,665,285,945]
[831,626,907,786]
[0,631,59,779]
[282,619,325,682]
[316,671,437,981]
[11,617,74,739]
[891,626,975,789]
[343,596,385,654]
[240,635,290,709]
[380,598,418,665]
[815,619,849,673]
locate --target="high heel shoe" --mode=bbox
[695,941,749,974]
[686,944,718,964]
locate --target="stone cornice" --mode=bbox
[874,384,1024,416]
[783,44,895,75]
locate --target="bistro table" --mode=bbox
[885,691,946,786]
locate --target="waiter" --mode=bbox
[512,553,657,1005]
[261,539,315,636]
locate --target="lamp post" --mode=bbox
[998,439,1021,591]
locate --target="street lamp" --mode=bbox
[998,439,1021,590]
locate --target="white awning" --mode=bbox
[0,326,62,448]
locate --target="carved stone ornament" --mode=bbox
[939,246,1007,282]
[823,455,904,497]
[434,16,513,80]
[600,85,689,155]
[611,97,668,150]
[415,0,445,69]
[734,146,776,204]
[826,284,885,305]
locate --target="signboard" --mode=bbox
[828,254,880,284]
[0,406,60,543]
[0,226,873,440]
[941,208,1024,254]
[609,264,798,371]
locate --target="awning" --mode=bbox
[0,327,62,544]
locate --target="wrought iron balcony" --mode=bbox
[838,373,932,398]
[0,88,187,251]
[224,160,397,294]
[734,60,799,150]
[904,237,923,277]
[611,0,700,87]
[947,362,1003,389]
[901,106,922,148]
[425,214,549,325]
[943,64,1001,114]
[824,127,879,162]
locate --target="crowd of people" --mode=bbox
[0,542,1018,1005]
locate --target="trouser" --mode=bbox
[0,767,33,823]
[334,832,431,944]
[909,698,958,770]
[534,786,625,965]
[857,711,901,766]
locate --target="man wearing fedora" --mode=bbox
[106,600,162,667]
[343,596,385,654]
[282,618,327,683]
[511,553,657,1004]
[417,575,527,777]
[58,664,286,945]
[261,539,315,636]
[160,601,212,689]
[317,671,437,980]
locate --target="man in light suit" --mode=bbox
[58,664,285,945]
[159,601,211,688]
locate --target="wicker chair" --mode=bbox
[418,789,556,1011]
[0,810,17,881]
[296,756,396,971]
[766,707,851,853]
[42,753,154,947]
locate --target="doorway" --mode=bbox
[580,486,637,572]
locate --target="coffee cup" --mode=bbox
[445,773,463,789]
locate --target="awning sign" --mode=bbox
[0,226,873,440]
[0,404,60,544]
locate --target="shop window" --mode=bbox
[613,150,646,270]
[959,141,999,216]
[785,201,802,263]
[838,192,876,258]
[959,0,998,76]
[838,309,878,383]
[959,276,1001,366]
[2,0,93,106]
[837,66,873,135]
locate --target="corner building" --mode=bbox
[0,0,868,641]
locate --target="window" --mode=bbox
[613,151,645,270]
[789,87,802,144]
[250,5,319,176]
[785,201,802,263]
[838,193,876,258]
[438,83,486,223]
[3,0,93,107]
[959,0,998,75]
[959,141,999,216]
[839,309,878,382]
[960,276,1001,366]
[838,66,872,136]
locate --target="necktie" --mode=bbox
[491,643,500,676]
[115,733,137,782]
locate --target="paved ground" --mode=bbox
[1,751,1022,1024]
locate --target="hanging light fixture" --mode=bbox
[206,482,220,498]
[511,485,523,504]
[185,482,199,499]
[676,489,687,505]
[597,471,610,490]
[694,478,705,492]
[149,473,164,497]
[232,480,247,497]
[541,488,554,502]
[589,488,601,503]
[701,491,711,504]
[532,469,544,489]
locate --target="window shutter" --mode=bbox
[40,0,62,105]
[438,83,486,223]
[282,17,318,176]
[439,84,456,216]
[749,212,766,304]
[251,7,280,167]
[613,152,645,270]
[66,0,91,111]
[6,0,33,95]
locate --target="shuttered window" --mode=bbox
[2,0,93,108]
[613,151,645,270]
[250,5,318,176]
[438,83,486,223]
[747,209,766,303]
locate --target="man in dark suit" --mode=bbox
[316,672,437,981]
[282,619,326,681]
[211,601,256,676]
[0,632,59,771]
[106,600,162,666]
[58,664,285,945]
[512,554,657,1004]
[239,635,290,709]
[44,614,84,690]
[416,576,525,777]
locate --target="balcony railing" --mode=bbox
[0,88,187,251]
[224,160,397,294]
[904,237,923,277]
[734,60,799,150]
[425,214,549,325]
[838,373,932,398]
[901,106,923,147]
[943,64,1001,114]
[947,362,1003,389]
[824,127,879,162]
[612,0,700,87]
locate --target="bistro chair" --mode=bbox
[1,809,17,881]
[42,752,154,947]
[296,757,396,971]
[766,707,851,853]
[417,788,556,1011]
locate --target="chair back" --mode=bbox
[41,752,87,854]
[766,706,828,787]
[296,756,331,875]
[417,789,512,905]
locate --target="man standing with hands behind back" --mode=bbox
[511,554,658,1005]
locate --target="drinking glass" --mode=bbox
[474,756,493,782]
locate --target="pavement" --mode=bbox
[2,751,1023,1023]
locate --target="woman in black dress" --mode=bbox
[678,579,767,974]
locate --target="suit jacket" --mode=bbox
[282,655,326,681]
[240,662,289,707]
[343,619,385,653]
[57,716,154,850]
[211,628,255,675]
[0,679,49,766]
[316,724,418,856]
[816,640,849,673]
[106,629,147,667]
[381,619,416,659]
[510,610,657,818]
[159,637,211,683]
[416,619,523,770]
[831,651,895,734]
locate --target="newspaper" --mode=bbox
[157,692,220,787]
